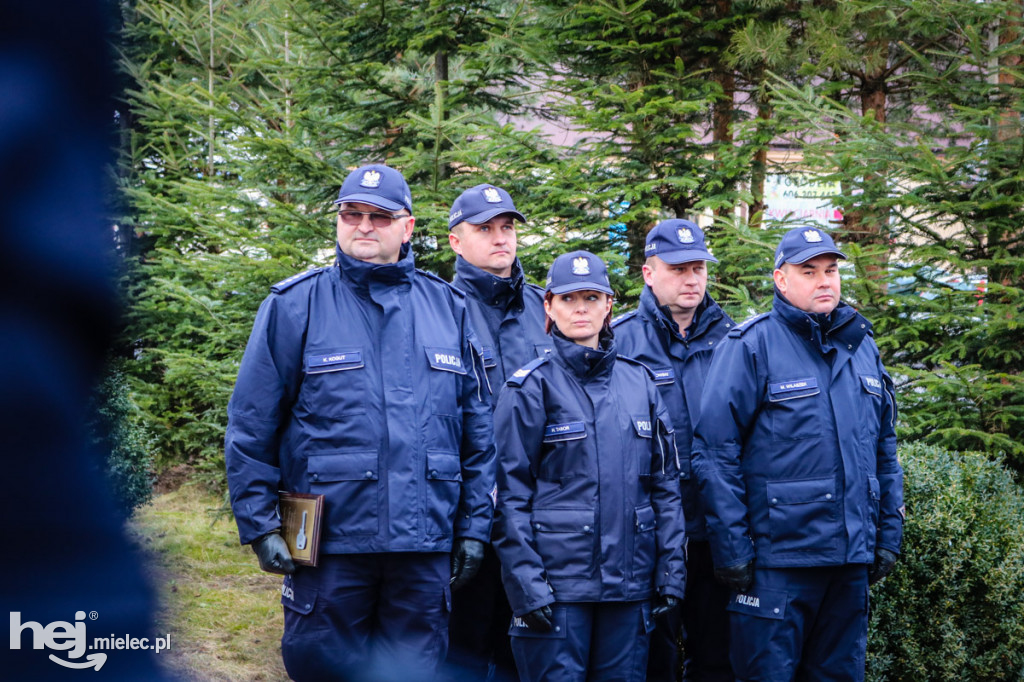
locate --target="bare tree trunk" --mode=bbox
[991,1,1022,289]
[748,95,771,230]
[207,0,215,178]
[435,50,449,84]
[711,0,734,226]
[843,46,890,291]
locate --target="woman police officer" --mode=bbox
[492,250,687,681]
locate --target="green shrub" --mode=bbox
[867,443,1024,681]
[88,363,156,516]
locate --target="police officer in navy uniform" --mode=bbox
[443,184,551,681]
[224,164,495,681]
[692,227,904,681]
[493,250,687,682]
[613,219,736,681]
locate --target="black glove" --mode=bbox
[715,561,754,592]
[868,548,898,585]
[252,532,295,575]
[449,538,485,592]
[651,594,680,619]
[521,605,554,631]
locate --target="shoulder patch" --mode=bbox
[729,312,770,337]
[611,310,639,327]
[505,355,551,388]
[416,269,466,297]
[271,267,325,294]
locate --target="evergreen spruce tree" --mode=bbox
[116,0,557,479]
[767,0,1024,474]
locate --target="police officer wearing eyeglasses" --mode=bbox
[692,227,904,681]
[493,250,686,681]
[225,164,496,680]
[442,185,551,681]
[613,219,736,681]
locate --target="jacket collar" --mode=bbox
[771,290,869,355]
[453,255,524,310]
[551,328,617,381]
[639,286,723,341]
[335,242,414,292]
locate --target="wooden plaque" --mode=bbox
[278,492,324,567]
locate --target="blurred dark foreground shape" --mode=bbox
[0,1,173,678]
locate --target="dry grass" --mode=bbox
[129,484,289,681]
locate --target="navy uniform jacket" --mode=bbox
[225,244,496,555]
[692,293,903,570]
[613,287,734,541]
[451,256,552,406]
[493,332,687,617]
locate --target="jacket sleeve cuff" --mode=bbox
[876,542,901,556]
[504,571,555,616]
[454,524,491,544]
[226,454,282,545]
[511,593,556,618]
[659,585,686,600]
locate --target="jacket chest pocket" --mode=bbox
[425,347,466,417]
[767,377,821,441]
[300,348,367,417]
[539,420,587,482]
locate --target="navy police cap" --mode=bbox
[644,219,718,264]
[774,226,847,269]
[335,164,413,213]
[448,184,526,230]
[545,250,614,296]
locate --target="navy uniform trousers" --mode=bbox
[509,601,654,682]
[281,553,450,682]
[727,564,869,682]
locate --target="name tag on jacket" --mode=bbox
[543,421,586,442]
[651,368,676,385]
[767,377,819,401]
[306,351,363,374]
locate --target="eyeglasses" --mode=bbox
[338,209,406,228]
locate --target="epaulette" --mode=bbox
[524,281,545,296]
[616,353,656,380]
[728,312,770,337]
[271,267,325,294]
[505,355,551,388]
[611,310,638,327]
[416,269,466,298]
